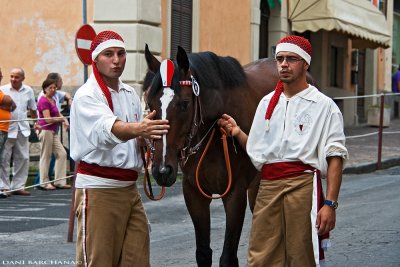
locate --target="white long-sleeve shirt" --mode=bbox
[246,85,348,176]
[70,74,143,188]
[0,83,37,138]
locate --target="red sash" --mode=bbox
[261,161,315,180]
[77,161,138,182]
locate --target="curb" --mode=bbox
[343,157,400,174]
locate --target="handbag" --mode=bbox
[29,125,40,143]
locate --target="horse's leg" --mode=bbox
[247,173,260,213]
[220,184,248,267]
[183,178,213,267]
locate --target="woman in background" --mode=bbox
[37,78,70,190]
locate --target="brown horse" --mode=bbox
[144,45,316,267]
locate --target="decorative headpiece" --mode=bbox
[275,35,312,64]
[90,31,125,112]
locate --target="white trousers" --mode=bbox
[0,132,29,190]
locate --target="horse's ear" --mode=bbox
[145,44,161,73]
[176,46,190,74]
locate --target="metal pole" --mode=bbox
[83,0,88,82]
[377,94,384,169]
[67,167,77,243]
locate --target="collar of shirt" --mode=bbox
[87,74,133,94]
[107,80,133,94]
[281,85,318,103]
[10,84,27,92]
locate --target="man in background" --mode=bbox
[0,68,37,196]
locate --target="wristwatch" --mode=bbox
[324,199,338,210]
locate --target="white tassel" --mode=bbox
[265,119,270,131]
[321,238,331,250]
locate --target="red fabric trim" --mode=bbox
[261,161,315,180]
[77,161,138,182]
[264,80,283,121]
[93,64,114,112]
[83,189,88,266]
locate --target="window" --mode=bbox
[259,1,270,58]
[171,0,193,59]
[330,46,344,88]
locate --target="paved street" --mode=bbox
[0,166,399,267]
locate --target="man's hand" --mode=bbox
[316,205,336,235]
[139,110,169,139]
[217,114,240,137]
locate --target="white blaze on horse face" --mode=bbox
[160,87,175,166]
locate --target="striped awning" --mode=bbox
[288,0,391,49]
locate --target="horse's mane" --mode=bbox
[147,51,247,97]
[188,52,247,90]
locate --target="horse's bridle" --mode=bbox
[178,74,213,167]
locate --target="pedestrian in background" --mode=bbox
[392,65,400,93]
[37,78,70,190]
[0,67,17,198]
[34,72,71,187]
[218,35,348,267]
[70,30,169,267]
[0,68,37,196]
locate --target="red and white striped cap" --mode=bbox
[275,35,312,64]
[90,31,125,61]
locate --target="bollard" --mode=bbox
[377,94,384,169]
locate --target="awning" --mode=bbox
[288,0,391,49]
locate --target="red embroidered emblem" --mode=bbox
[299,124,304,131]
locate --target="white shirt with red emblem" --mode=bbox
[246,85,348,176]
[70,74,143,188]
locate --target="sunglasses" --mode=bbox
[275,56,304,64]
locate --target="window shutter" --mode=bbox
[171,0,193,59]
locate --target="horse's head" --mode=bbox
[144,45,198,187]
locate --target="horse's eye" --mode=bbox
[177,100,190,111]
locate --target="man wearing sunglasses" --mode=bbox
[218,35,348,266]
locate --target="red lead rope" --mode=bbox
[140,146,166,201]
[195,127,232,199]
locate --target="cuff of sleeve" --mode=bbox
[105,116,124,144]
[326,145,349,168]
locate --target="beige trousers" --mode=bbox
[248,173,315,267]
[39,130,67,186]
[75,184,150,267]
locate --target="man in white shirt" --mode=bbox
[0,68,37,196]
[70,30,169,267]
[218,35,348,267]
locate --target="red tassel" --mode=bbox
[93,63,113,112]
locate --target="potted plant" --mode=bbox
[367,104,391,127]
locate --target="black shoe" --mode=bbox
[0,190,9,198]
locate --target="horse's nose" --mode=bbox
[159,166,169,174]
[153,164,175,187]
[159,165,171,174]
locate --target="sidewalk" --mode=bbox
[344,118,400,174]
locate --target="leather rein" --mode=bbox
[179,77,233,199]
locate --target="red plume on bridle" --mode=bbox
[90,31,125,112]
